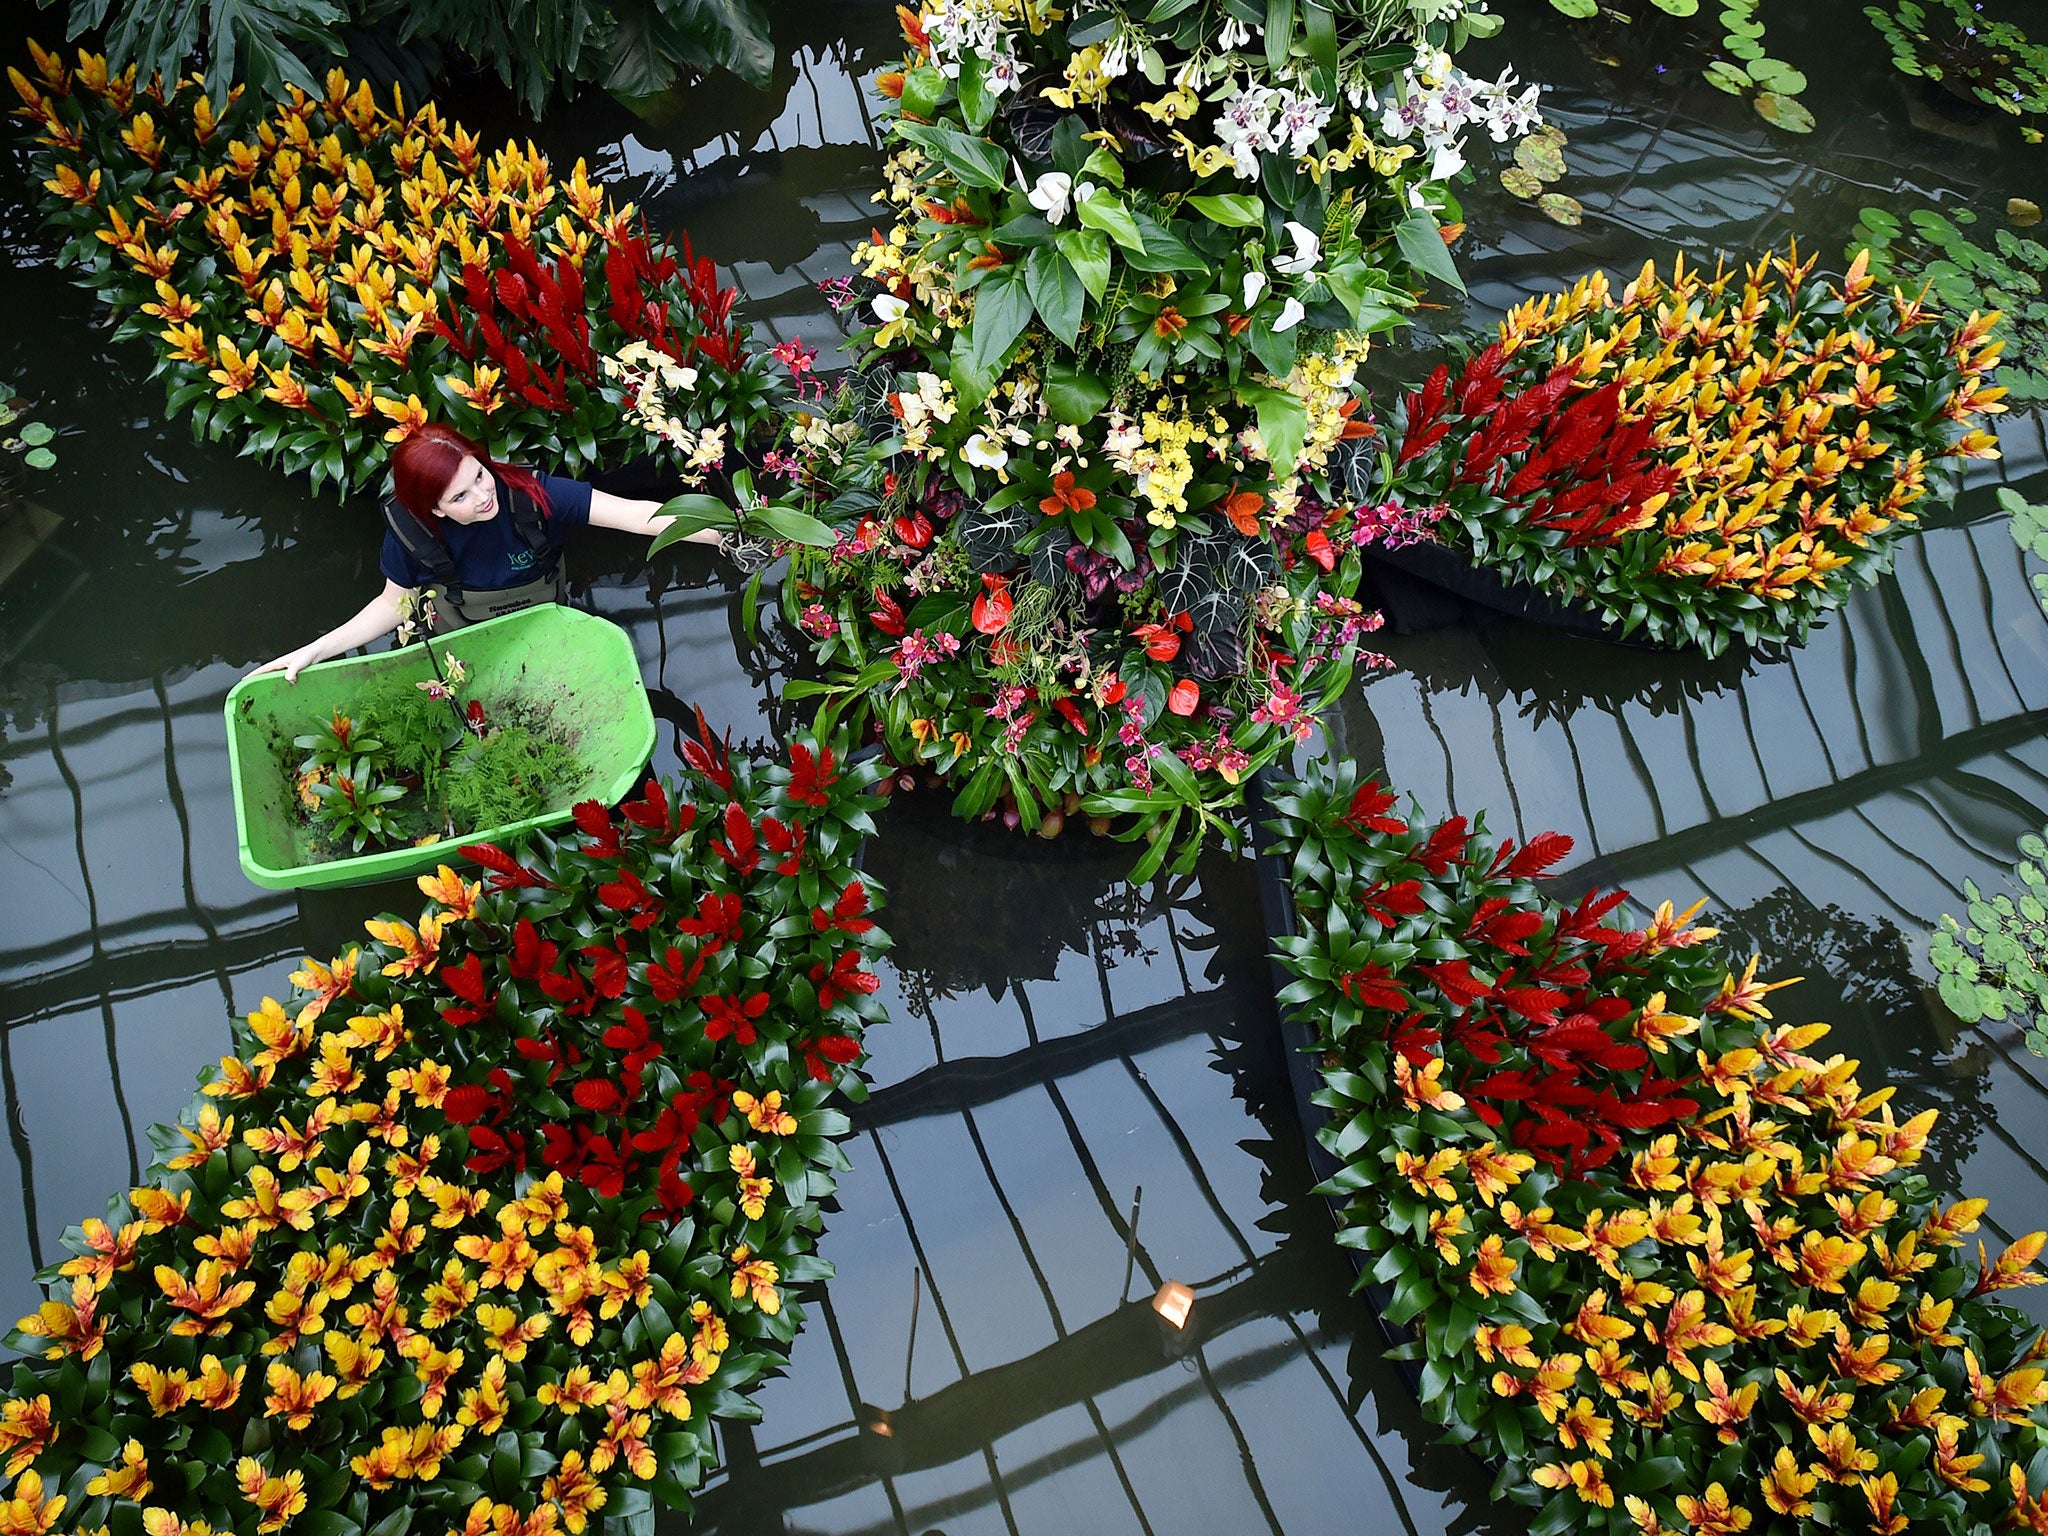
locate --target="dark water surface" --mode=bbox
[2,2,2047,1531]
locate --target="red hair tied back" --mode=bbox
[389,422,550,532]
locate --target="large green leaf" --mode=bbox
[1024,245,1086,347]
[1393,208,1465,294]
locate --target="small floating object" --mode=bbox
[2011,198,2043,228]
[224,605,653,891]
[1151,1280,1195,1329]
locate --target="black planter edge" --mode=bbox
[1244,768,1419,1384]
[1370,538,1700,655]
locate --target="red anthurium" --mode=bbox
[972,574,1014,635]
[1303,529,1335,572]
[1166,680,1200,716]
[869,588,907,636]
[1099,674,1127,705]
[1053,697,1088,732]
[813,881,876,936]
[1038,471,1096,516]
[893,512,933,549]
[1133,623,1178,661]
[700,992,771,1045]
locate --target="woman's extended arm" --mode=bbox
[588,488,724,544]
[249,579,410,683]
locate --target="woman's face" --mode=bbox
[435,456,498,524]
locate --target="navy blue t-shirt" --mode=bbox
[379,474,593,591]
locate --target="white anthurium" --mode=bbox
[1273,221,1321,278]
[1242,271,1268,309]
[871,293,910,324]
[1430,141,1466,182]
[1027,170,1074,225]
[963,432,1010,471]
[1274,297,1306,332]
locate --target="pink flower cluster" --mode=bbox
[891,628,961,692]
[1347,498,1445,550]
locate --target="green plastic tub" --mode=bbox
[223,605,655,892]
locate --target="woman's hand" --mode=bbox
[249,644,321,683]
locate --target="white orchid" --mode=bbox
[1273,221,1321,278]
[1027,170,1074,225]
[1274,298,1306,333]
[1217,14,1251,50]
[963,432,1010,471]
[1242,271,1268,309]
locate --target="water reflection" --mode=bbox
[5,0,2048,1529]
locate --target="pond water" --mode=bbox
[2,2,2048,1532]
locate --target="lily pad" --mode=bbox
[1515,134,1567,182]
[1651,0,1700,12]
[1755,90,1815,132]
[1537,193,1585,227]
[18,422,53,447]
[2012,198,2043,228]
[1746,57,1807,94]
[23,447,55,470]
[1703,60,1752,94]
[1500,166,1544,199]
[1548,0,1598,15]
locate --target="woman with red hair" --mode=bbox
[253,424,721,680]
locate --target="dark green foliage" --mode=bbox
[46,0,345,104]
[1852,205,2048,404]
[1931,826,2048,1053]
[443,723,580,830]
[40,0,775,116]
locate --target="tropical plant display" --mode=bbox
[1263,757,2048,1535]
[38,0,778,116]
[1382,246,2008,654]
[774,0,1541,871]
[1851,203,2048,405]
[0,725,888,1536]
[1929,821,2048,1054]
[1865,0,2048,143]
[9,48,803,495]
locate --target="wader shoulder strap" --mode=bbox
[382,496,459,593]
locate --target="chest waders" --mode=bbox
[381,475,565,630]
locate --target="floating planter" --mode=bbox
[2,730,889,1536]
[1383,248,2008,655]
[224,606,653,890]
[1260,758,2048,1533]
